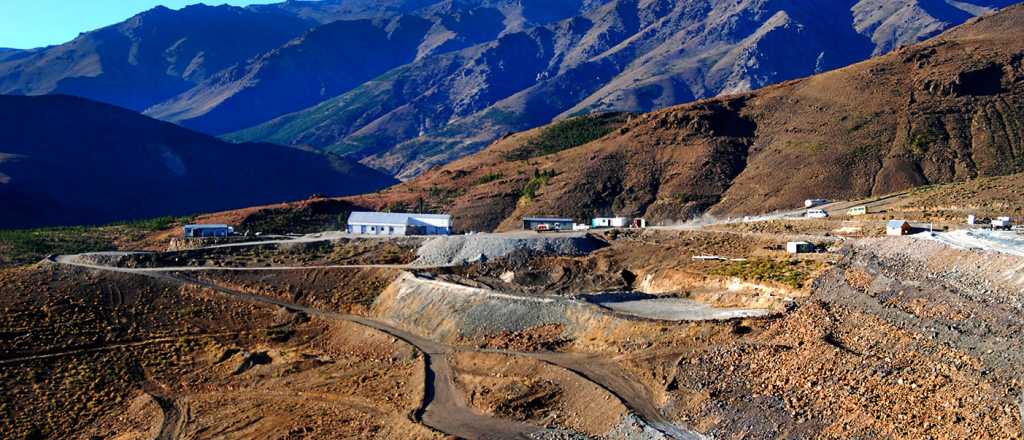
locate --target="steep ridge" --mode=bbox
[147,2,593,135]
[339,4,1024,231]
[143,15,438,134]
[0,95,396,229]
[231,0,1013,178]
[0,4,313,112]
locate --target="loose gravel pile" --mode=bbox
[414,233,606,267]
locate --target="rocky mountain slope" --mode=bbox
[0,4,315,112]
[341,4,1024,232]
[0,95,396,229]
[231,0,1016,178]
[147,1,594,135]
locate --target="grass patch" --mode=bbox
[0,215,193,267]
[0,227,115,266]
[502,113,628,161]
[476,172,504,185]
[709,258,821,289]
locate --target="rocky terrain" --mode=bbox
[0,95,396,229]
[327,4,1024,231]
[230,0,1014,178]
[0,1,1010,179]
[2,207,1022,438]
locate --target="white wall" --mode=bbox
[409,216,451,228]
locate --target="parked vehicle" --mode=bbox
[806,209,829,219]
[992,217,1014,230]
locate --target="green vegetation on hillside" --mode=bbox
[503,113,629,161]
[0,216,190,267]
[710,258,822,289]
[519,169,558,201]
[476,172,504,184]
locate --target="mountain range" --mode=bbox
[0,95,396,229]
[0,0,1015,180]
[340,3,1024,231]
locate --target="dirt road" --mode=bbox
[515,352,705,440]
[51,253,698,439]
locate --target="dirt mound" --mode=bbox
[453,352,630,437]
[413,233,607,267]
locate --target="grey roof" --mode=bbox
[887,220,910,228]
[523,217,574,222]
[185,224,230,229]
[347,211,450,226]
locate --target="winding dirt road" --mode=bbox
[50,253,699,439]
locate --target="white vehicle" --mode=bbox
[992,217,1014,230]
[805,209,829,219]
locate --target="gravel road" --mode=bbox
[51,251,697,439]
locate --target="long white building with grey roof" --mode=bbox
[346,212,452,236]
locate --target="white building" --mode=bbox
[346,212,451,236]
[592,217,628,228]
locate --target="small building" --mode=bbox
[804,199,829,208]
[786,241,815,254]
[847,206,868,216]
[592,217,628,228]
[631,218,647,229]
[886,220,913,236]
[346,212,451,236]
[523,217,574,232]
[183,224,234,238]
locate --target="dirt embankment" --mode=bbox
[113,237,421,268]
[370,272,745,356]
[0,262,435,439]
[614,236,1024,439]
[194,267,402,315]
[451,352,633,437]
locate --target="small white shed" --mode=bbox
[592,217,628,228]
[786,241,815,254]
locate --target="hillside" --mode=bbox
[0,95,396,229]
[146,1,592,135]
[333,3,1024,231]
[231,0,1015,178]
[0,4,315,112]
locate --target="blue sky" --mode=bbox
[0,1,283,49]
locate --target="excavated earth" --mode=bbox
[2,227,1023,439]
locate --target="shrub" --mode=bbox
[503,113,629,161]
[476,172,504,185]
[519,169,558,201]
